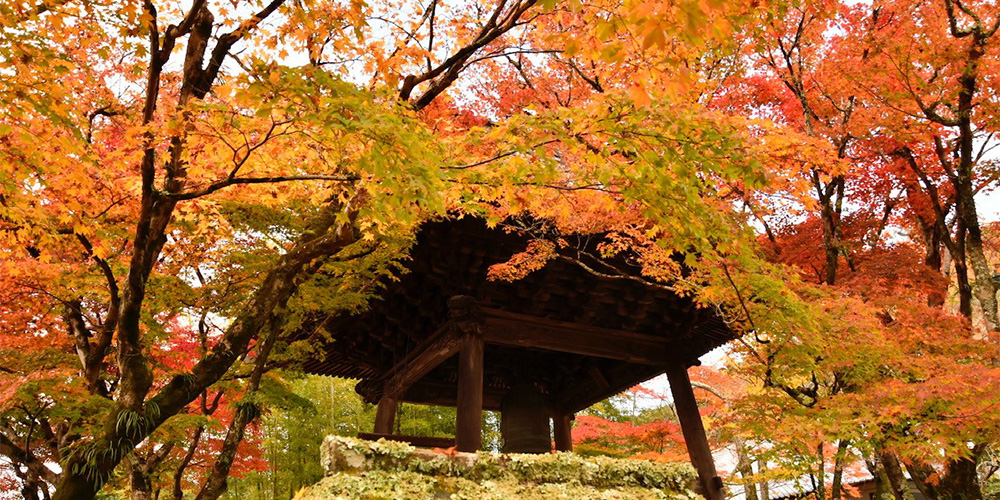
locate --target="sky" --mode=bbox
[980,190,1000,222]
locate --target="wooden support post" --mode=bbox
[450,295,485,453]
[373,397,397,434]
[553,413,574,452]
[666,364,724,500]
[456,333,484,452]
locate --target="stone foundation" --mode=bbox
[296,436,699,500]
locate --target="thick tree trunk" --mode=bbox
[19,469,46,500]
[53,210,360,500]
[937,455,984,500]
[907,454,985,500]
[953,243,974,319]
[51,474,103,500]
[20,484,40,500]
[965,228,997,332]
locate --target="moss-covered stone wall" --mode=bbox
[294,436,698,500]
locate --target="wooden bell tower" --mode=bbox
[304,218,732,500]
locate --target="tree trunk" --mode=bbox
[19,469,44,500]
[867,459,893,500]
[918,216,946,307]
[52,462,106,500]
[195,321,280,500]
[817,176,846,287]
[879,452,916,500]
[909,454,986,500]
[194,405,257,500]
[815,442,826,500]
[831,440,849,500]
[128,460,154,500]
[906,460,941,500]
[965,228,997,333]
[759,459,769,500]
[735,441,759,500]
[937,455,984,500]
[172,426,204,500]
[952,26,998,332]
[953,238,974,319]
[53,212,360,500]
[822,203,840,286]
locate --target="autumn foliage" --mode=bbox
[3,0,1000,499]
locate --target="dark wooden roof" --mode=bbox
[303,217,734,413]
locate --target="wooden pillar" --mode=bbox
[373,396,397,434]
[666,364,724,500]
[456,333,484,452]
[553,413,574,452]
[449,295,485,453]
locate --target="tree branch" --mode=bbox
[166,174,359,201]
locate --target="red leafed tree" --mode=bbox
[572,385,688,462]
[116,319,273,500]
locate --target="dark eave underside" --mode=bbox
[302,217,734,407]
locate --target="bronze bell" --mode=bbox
[500,383,551,453]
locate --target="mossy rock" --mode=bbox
[298,436,698,499]
[297,470,695,500]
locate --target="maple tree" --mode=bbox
[572,385,688,461]
[857,0,1000,331]
[4,0,1000,499]
[0,0,542,497]
[0,0,764,498]
[667,1,1000,499]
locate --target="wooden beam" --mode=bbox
[456,333,484,452]
[479,307,671,365]
[399,379,504,411]
[587,364,611,392]
[357,433,455,449]
[666,364,724,500]
[553,414,573,452]
[380,324,461,400]
[553,362,666,414]
[373,397,397,434]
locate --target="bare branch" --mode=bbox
[446,139,559,170]
[166,174,359,201]
[400,0,540,109]
[0,429,58,485]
